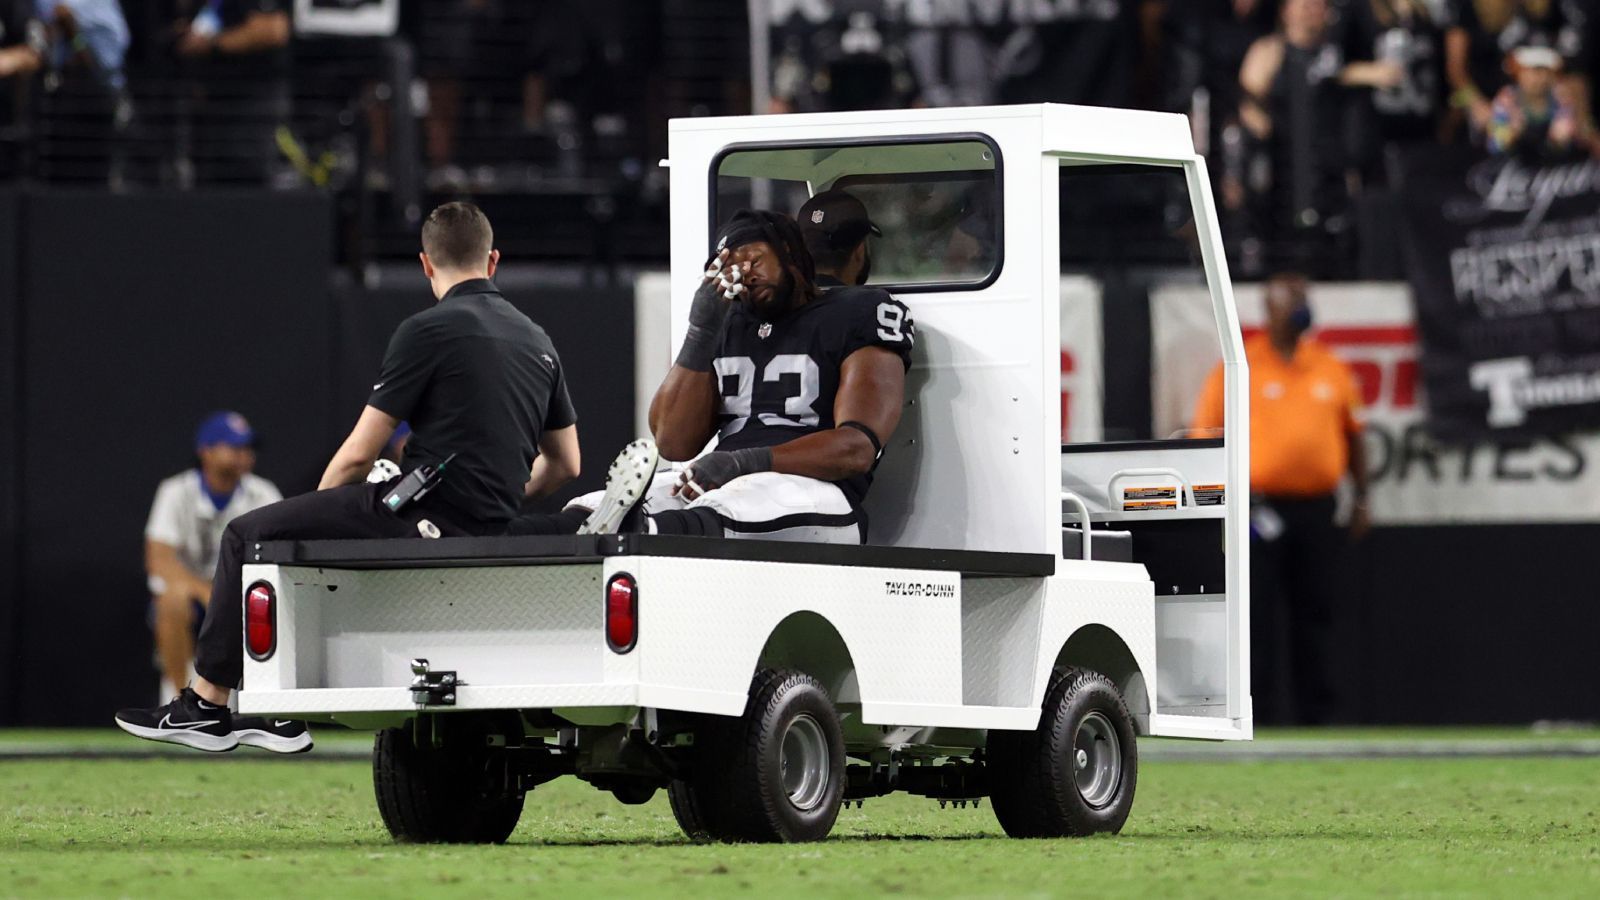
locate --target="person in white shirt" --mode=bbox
[144,411,281,698]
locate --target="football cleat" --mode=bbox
[578,439,661,535]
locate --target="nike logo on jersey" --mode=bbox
[372,382,385,390]
[160,713,222,730]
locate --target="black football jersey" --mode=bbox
[712,282,914,506]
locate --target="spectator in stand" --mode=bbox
[1487,44,1593,156]
[821,13,917,112]
[1443,0,1588,139]
[1169,1,1278,270]
[0,1,130,184]
[145,412,281,700]
[29,1,128,88]
[1191,273,1370,726]
[412,0,496,189]
[0,1,43,85]
[996,0,1164,110]
[0,0,38,176]
[1235,0,1404,253]
[1341,0,1448,154]
[168,0,290,184]
[0,2,126,86]
[1167,0,1278,126]
[26,1,132,184]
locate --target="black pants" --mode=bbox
[1251,493,1345,726]
[194,480,480,689]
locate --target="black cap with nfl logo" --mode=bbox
[798,190,882,252]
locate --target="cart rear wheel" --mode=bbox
[373,720,525,844]
[667,776,720,841]
[673,669,845,843]
[987,667,1138,837]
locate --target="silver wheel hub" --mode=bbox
[1072,711,1122,809]
[780,713,830,811]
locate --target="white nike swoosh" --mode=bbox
[373,382,384,390]
[160,712,222,730]
[273,721,293,728]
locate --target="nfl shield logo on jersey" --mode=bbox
[758,323,774,339]
[811,210,824,224]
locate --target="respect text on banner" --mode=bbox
[1400,151,1600,440]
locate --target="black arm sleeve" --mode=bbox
[368,316,434,420]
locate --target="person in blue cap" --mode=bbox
[143,412,282,713]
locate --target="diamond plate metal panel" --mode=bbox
[632,556,965,709]
[246,564,604,690]
[960,577,1046,707]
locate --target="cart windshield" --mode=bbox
[713,136,1001,291]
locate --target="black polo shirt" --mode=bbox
[369,278,576,529]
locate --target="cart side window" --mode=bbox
[712,136,1001,292]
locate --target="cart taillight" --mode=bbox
[245,581,276,660]
[606,574,637,653]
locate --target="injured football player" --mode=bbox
[508,208,913,543]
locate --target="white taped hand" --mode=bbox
[715,261,747,300]
[700,248,746,301]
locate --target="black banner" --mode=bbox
[1401,149,1600,441]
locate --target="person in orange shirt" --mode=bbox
[1193,272,1370,725]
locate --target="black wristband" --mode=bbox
[675,324,719,372]
[838,420,882,456]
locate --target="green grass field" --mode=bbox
[3,729,1599,898]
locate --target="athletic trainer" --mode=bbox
[512,208,912,543]
[116,201,582,753]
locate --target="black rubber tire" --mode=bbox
[373,721,525,844]
[688,669,846,843]
[987,667,1139,838]
[668,714,735,842]
[667,777,719,842]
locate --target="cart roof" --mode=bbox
[670,103,1198,166]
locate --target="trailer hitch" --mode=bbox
[410,658,459,707]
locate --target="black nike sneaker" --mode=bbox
[114,688,237,752]
[234,717,313,754]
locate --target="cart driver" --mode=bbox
[510,208,913,543]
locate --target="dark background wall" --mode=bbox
[1349,525,1600,725]
[14,192,336,725]
[1,189,20,724]
[1,191,634,725]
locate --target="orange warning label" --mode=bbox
[1123,485,1178,510]
[1122,499,1179,511]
